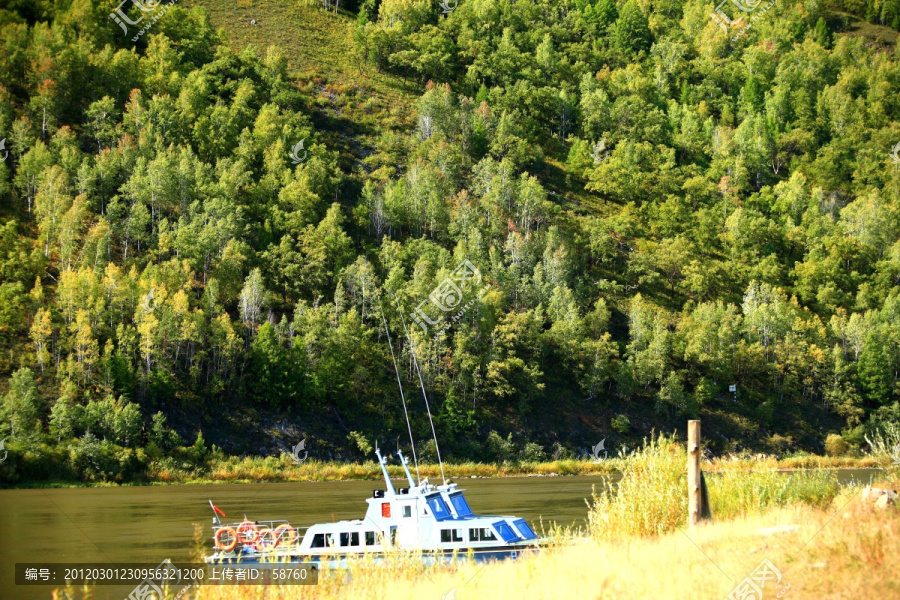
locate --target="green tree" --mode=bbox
[614,1,652,57]
[813,17,832,48]
[249,322,306,406]
[2,368,41,439]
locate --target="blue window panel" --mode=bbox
[492,520,520,543]
[448,493,473,517]
[426,494,453,521]
[512,519,537,540]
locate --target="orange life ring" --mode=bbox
[214,526,238,552]
[254,527,276,551]
[237,520,259,545]
[273,524,298,547]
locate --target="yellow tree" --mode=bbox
[136,281,166,372]
[34,165,73,258]
[138,312,159,372]
[72,308,98,383]
[30,308,53,372]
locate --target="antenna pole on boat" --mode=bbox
[374,442,396,496]
[380,303,421,484]
[397,449,416,488]
[394,296,446,486]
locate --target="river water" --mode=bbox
[0,469,879,600]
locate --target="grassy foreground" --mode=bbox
[55,435,898,598]
[168,502,896,600]
[195,438,898,598]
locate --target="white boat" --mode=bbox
[204,448,541,568]
[206,307,542,568]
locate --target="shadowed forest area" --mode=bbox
[0,0,899,484]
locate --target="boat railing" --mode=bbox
[211,519,311,551]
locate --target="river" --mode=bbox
[0,469,879,600]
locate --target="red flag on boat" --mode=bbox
[209,500,226,518]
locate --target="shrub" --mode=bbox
[519,442,545,462]
[484,431,516,463]
[347,431,373,457]
[418,439,438,463]
[824,433,848,457]
[550,441,574,460]
[191,431,208,463]
[69,433,116,481]
[767,433,794,453]
[611,414,630,433]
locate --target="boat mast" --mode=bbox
[380,304,421,484]
[395,296,447,486]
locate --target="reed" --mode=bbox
[587,433,687,539]
[586,434,847,540]
[707,469,841,520]
[865,422,900,468]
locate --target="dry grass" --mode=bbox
[143,452,882,486]
[705,454,880,472]
[587,433,688,539]
[586,435,847,540]
[148,456,624,484]
[93,484,898,600]
[56,437,898,599]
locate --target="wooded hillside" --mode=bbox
[1,0,899,482]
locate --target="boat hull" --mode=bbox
[205,544,538,569]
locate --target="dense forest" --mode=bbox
[0,0,899,483]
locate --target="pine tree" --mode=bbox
[613,0,652,56]
[813,17,832,49]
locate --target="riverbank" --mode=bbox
[1,454,883,489]
[49,435,899,599]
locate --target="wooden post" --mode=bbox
[688,420,701,528]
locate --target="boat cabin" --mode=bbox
[293,449,538,555]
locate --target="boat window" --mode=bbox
[512,519,537,540]
[351,531,359,546]
[340,532,349,546]
[389,527,397,546]
[402,505,412,518]
[311,533,326,548]
[425,493,453,521]
[365,531,376,546]
[339,532,360,546]
[469,527,497,542]
[440,528,463,542]
[469,528,478,542]
[448,493,473,517]
[492,521,520,543]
